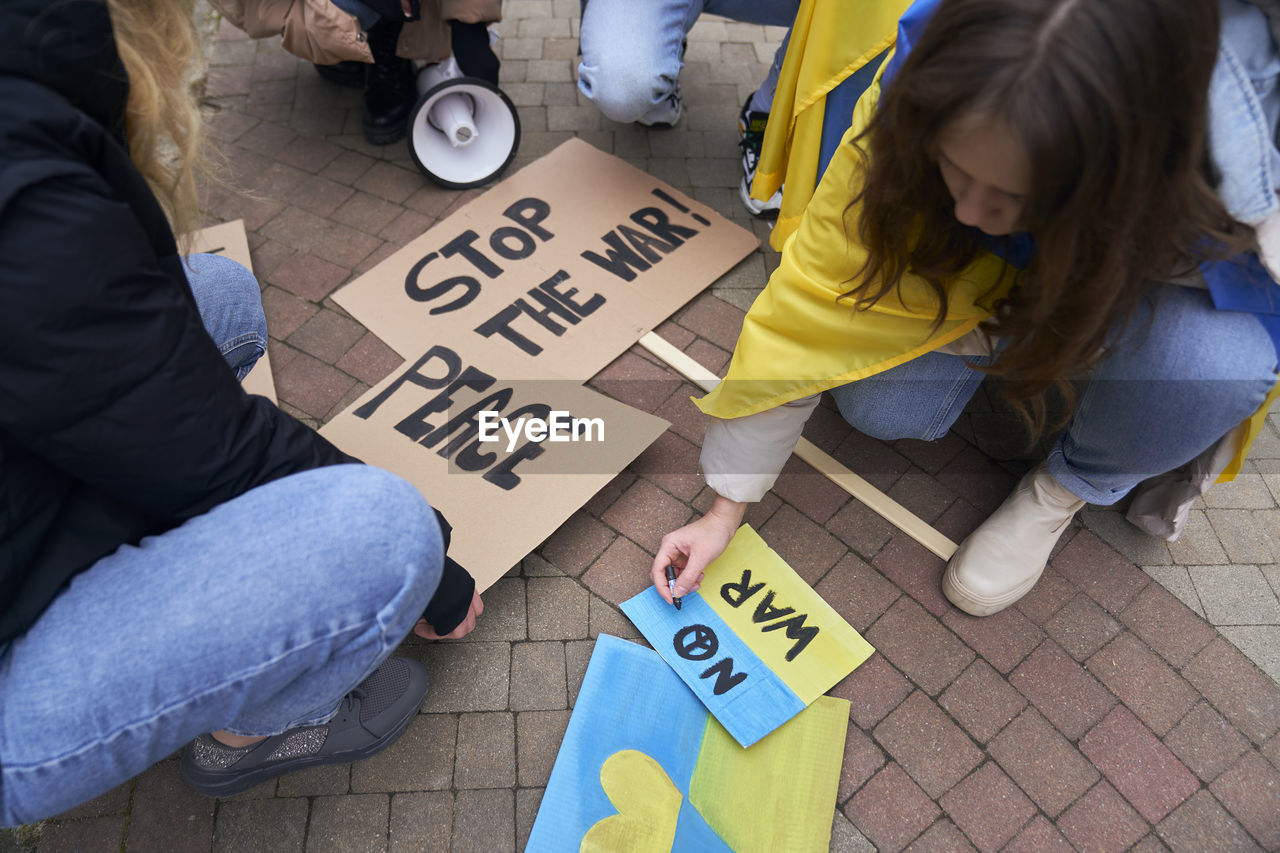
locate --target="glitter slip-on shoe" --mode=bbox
[180,657,429,797]
[942,461,1085,617]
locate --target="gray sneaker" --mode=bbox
[180,657,429,797]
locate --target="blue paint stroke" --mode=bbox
[526,635,713,852]
[621,587,807,747]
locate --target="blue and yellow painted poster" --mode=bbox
[621,524,874,747]
[525,634,849,853]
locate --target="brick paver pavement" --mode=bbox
[5,1,1280,850]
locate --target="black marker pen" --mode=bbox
[664,565,682,610]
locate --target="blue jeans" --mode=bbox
[829,285,1279,505]
[578,0,799,125]
[0,255,443,826]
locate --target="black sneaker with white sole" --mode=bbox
[738,95,783,217]
[180,657,429,798]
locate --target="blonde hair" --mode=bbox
[104,0,208,246]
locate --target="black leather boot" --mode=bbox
[362,19,417,145]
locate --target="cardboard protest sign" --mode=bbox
[621,525,874,747]
[188,220,278,402]
[330,138,759,382]
[320,349,667,590]
[526,634,849,853]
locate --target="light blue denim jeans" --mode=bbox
[577,0,799,125]
[829,284,1280,505]
[0,255,443,826]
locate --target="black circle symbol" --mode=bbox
[673,625,719,661]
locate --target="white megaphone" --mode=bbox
[407,56,520,189]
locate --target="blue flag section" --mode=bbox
[620,588,807,747]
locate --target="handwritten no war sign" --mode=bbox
[621,525,875,747]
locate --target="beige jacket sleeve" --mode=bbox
[700,395,821,502]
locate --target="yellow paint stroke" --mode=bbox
[701,525,874,701]
[581,750,682,853]
[690,696,850,853]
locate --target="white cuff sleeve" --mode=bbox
[700,395,821,502]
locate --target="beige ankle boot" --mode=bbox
[942,461,1085,616]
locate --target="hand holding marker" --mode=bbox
[664,565,682,610]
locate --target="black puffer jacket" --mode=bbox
[0,0,473,646]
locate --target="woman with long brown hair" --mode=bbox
[651,0,1280,615]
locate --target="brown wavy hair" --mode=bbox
[845,0,1254,432]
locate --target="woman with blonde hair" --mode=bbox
[0,0,480,824]
[654,0,1280,616]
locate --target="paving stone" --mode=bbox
[1001,815,1074,853]
[874,690,982,799]
[352,161,422,203]
[306,794,387,853]
[842,763,941,853]
[267,252,350,302]
[273,351,357,418]
[415,642,510,713]
[452,789,515,853]
[815,553,901,633]
[1208,509,1279,563]
[601,478,693,556]
[287,309,366,363]
[566,638,596,707]
[127,760,216,852]
[935,445,1017,516]
[939,659,1027,744]
[988,707,1099,817]
[1056,781,1149,853]
[34,817,123,853]
[830,653,914,730]
[942,604,1044,675]
[1191,564,1280,625]
[754,504,847,585]
[873,535,951,618]
[1120,581,1217,668]
[1144,565,1208,618]
[581,535,653,605]
[1166,508,1230,566]
[455,712,516,789]
[838,725,887,803]
[771,455,853,525]
[310,222,383,269]
[464,577,527,643]
[1182,638,1280,745]
[866,597,974,696]
[510,642,568,710]
[521,553,561,578]
[213,798,308,853]
[1053,529,1151,616]
[884,467,957,525]
[588,594,643,641]
[832,430,911,494]
[939,762,1035,853]
[539,510,616,577]
[672,291,745,352]
[261,286,318,340]
[932,498,988,544]
[260,755,350,798]
[55,779,131,819]
[1209,750,1280,850]
[351,714,456,792]
[588,351,684,413]
[1081,706,1198,823]
[1046,593,1122,661]
[516,788,544,853]
[829,811,877,852]
[1008,639,1117,740]
[389,792,453,853]
[1205,472,1276,509]
[526,576,589,640]
[1013,566,1077,626]
[1220,626,1280,684]
[1156,790,1261,853]
[1164,701,1251,783]
[629,431,705,502]
[1086,632,1198,736]
[516,710,572,787]
[1081,507,1172,566]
